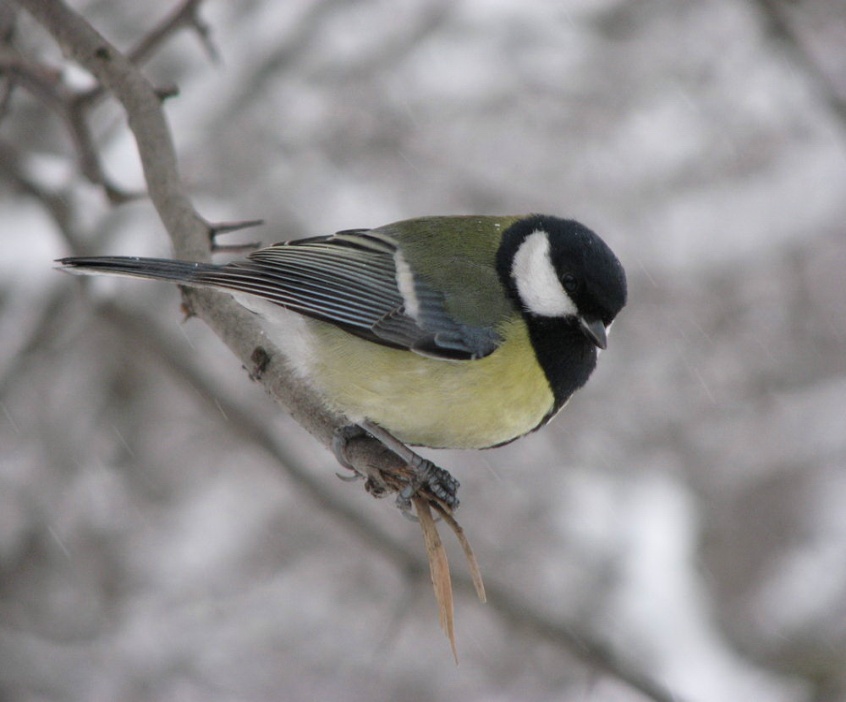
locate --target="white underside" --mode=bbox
[231,293,317,381]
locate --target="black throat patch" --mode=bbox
[525,315,598,421]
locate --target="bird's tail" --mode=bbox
[57,256,220,286]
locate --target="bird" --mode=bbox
[58,215,627,511]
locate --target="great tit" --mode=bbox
[59,215,627,510]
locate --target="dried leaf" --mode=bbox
[434,503,486,603]
[414,496,458,663]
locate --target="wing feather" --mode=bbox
[62,229,503,360]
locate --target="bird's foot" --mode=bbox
[395,454,460,513]
[332,422,460,513]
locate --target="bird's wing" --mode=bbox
[194,229,502,360]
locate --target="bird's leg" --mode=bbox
[332,421,460,512]
[359,420,460,512]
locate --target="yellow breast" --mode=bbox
[305,317,554,449]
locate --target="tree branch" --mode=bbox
[13,0,409,497]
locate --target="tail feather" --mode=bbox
[57,256,220,286]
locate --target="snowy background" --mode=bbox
[2,1,846,701]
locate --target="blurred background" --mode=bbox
[2,1,846,700]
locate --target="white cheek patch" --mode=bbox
[394,250,420,320]
[511,230,577,317]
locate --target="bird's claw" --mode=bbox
[396,457,460,513]
[333,423,460,513]
[335,471,361,483]
[332,424,366,474]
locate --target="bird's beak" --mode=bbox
[579,316,607,350]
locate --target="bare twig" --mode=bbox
[14,0,205,250]
[76,0,217,109]
[127,0,217,66]
[0,47,129,197]
[208,217,265,253]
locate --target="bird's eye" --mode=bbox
[561,273,579,293]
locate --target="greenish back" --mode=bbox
[376,215,523,328]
